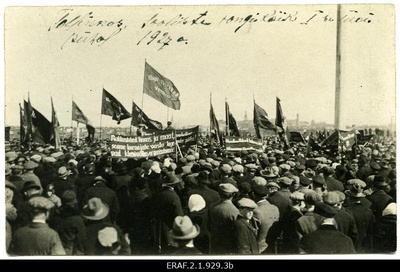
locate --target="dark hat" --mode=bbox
[81,198,109,220]
[299,176,312,186]
[141,160,153,171]
[62,190,78,205]
[169,216,200,240]
[253,184,268,197]
[23,181,41,191]
[197,171,210,184]
[312,175,326,185]
[370,161,381,171]
[295,164,306,171]
[266,181,281,190]
[380,160,389,169]
[237,198,258,209]
[372,175,389,188]
[314,201,338,218]
[322,166,335,176]
[239,182,252,194]
[306,159,318,168]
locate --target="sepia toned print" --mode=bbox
[3,3,396,258]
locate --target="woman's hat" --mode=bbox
[169,215,200,240]
[81,198,109,220]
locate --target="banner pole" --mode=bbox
[76,122,80,145]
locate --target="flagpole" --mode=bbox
[167,106,169,125]
[334,4,342,131]
[225,97,229,137]
[76,122,80,145]
[71,97,74,143]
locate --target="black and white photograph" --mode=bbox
[2,0,398,261]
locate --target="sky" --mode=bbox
[2,1,396,131]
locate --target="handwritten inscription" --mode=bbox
[47,8,376,51]
[48,9,126,49]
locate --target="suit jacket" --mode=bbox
[254,200,280,253]
[367,190,393,220]
[153,186,184,229]
[208,199,239,254]
[299,224,356,254]
[296,211,324,239]
[345,202,374,252]
[234,215,259,254]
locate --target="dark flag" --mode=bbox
[24,100,52,145]
[101,88,131,124]
[210,98,222,146]
[143,61,181,110]
[131,100,163,130]
[72,101,95,143]
[225,101,240,137]
[23,96,33,145]
[275,97,291,147]
[50,97,61,149]
[20,103,29,146]
[253,101,276,138]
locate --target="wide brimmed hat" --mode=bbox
[169,216,200,240]
[81,198,109,220]
[260,169,277,179]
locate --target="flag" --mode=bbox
[24,100,52,145]
[72,101,95,142]
[143,61,181,110]
[23,96,34,145]
[339,130,356,152]
[50,97,61,149]
[101,88,131,124]
[20,103,29,146]
[253,101,276,138]
[275,97,291,147]
[131,100,163,130]
[225,101,240,137]
[210,99,222,146]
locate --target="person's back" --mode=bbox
[10,196,66,256]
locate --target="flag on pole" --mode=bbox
[101,88,131,124]
[275,97,291,147]
[50,97,61,149]
[131,100,163,130]
[72,101,95,142]
[225,101,240,137]
[253,101,276,138]
[210,97,222,146]
[143,61,181,110]
[19,103,29,147]
[24,100,52,145]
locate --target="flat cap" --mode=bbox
[237,198,258,209]
[219,183,239,193]
[322,192,340,205]
[312,175,326,185]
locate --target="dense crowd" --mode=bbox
[4,132,397,256]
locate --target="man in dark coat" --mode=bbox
[82,176,120,224]
[299,201,356,254]
[152,175,184,253]
[208,183,240,254]
[187,171,220,208]
[366,175,394,221]
[234,198,259,254]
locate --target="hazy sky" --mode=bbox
[3,3,396,130]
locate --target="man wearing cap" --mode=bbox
[8,165,25,193]
[299,201,356,254]
[187,171,220,208]
[51,190,89,255]
[152,174,184,253]
[312,175,327,197]
[344,183,374,253]
[234,198,259,254]
[52,166,75,200]
[252,184,279,254]
[322,166,344,192]
[208,183,240,254]
[9,196,66,255]
[295,191,324,240]
[366,175,394,221]
[322,191,358,246]
[266,182,291,217]
[21,160,43,195]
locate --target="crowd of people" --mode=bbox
[4,131,397,256]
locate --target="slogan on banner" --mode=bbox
[176,126,199,150]
[110,130,175,158]
[289,131,306,143]
[225,136,263,152]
